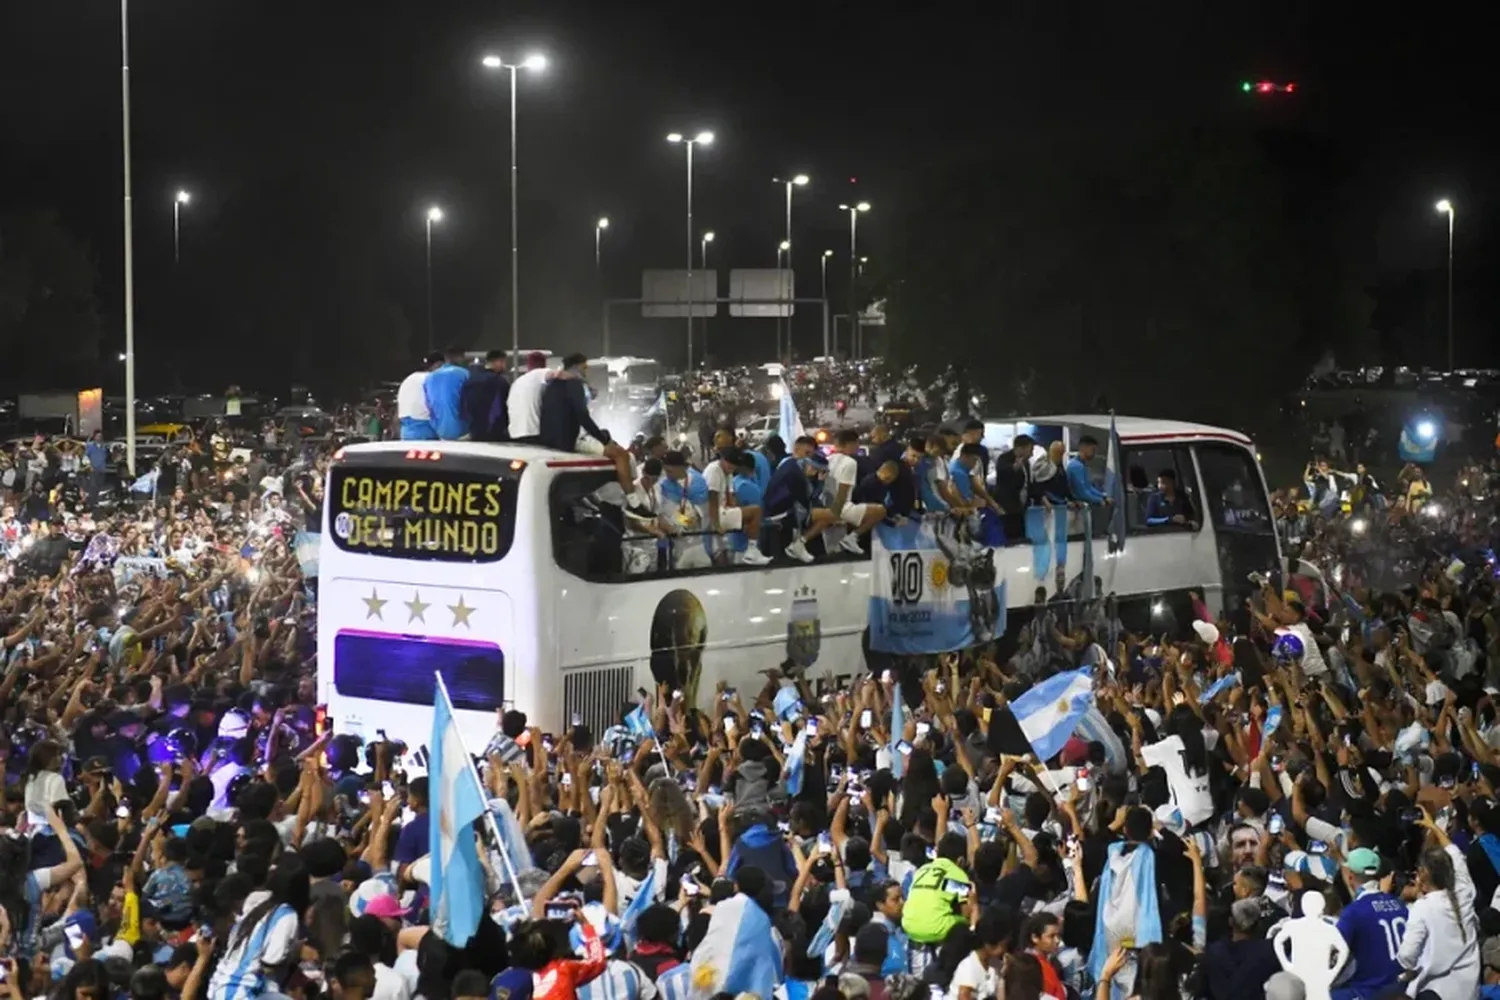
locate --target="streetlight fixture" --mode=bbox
[172,189,191,264]
[700,230,714,269]
[772,174,809,361]
[666,130,714,370]
[1435,198,1455,369]
[596,216,610,272]
[424,206,444,350]
[838,202,871,358]
[481,51,548,361]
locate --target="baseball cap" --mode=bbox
[490,967,535,1000]
[1344,847,1383,878]
[1264,972,1305,1000]
[364,893,413,920]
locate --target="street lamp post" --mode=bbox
[700,230,714,270]
[821,249,833,358]
[596,217,609,353]
[482,51,547,362]
[425,206,443,351]
[1436,199,1455,370]
[838,201,870,358]
[121,0,138,475]
[776,240,791,360]
[172,190,190,264]
[667,131,714,371]
[773,174,808,366]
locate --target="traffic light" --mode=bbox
[1241,80,1296,94]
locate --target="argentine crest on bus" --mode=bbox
[869,518,1006,654]
[784,584,821,672]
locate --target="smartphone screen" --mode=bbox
[806,718,819,737]
[860,709,873,729]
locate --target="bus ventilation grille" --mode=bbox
[563,666,635,738]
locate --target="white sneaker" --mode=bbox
[741,545,772,566]
[839,533,865,554]
[786,537,815,563]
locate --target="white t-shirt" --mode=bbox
[949,951,1001,1000]
[824,452,859,508]
[1284,621,1328,677]
[507,368,550,439]
[396,371,430,421]
[373,962,414,1000]
[1141,734,1214,826]
[703,461,732,503]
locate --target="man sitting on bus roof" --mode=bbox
[425,346,471,440]
[461,349,510,442]
[705,446,771,565]
[397,352,443,440]
[539,352,633,493]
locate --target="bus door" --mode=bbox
[1190,441,1280,626]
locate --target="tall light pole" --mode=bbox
[838,202,870,358]
[1436,199,1455,370]
[773,174,809,364]
[700,230,714,269]
[821,249,833,358]
[172,190,190,264]
[482,51,547,361]
[424,206,443,351]
[667,130,714,371]
[121,0,138,475]
[595,216,609,275]
[776,240,791,359]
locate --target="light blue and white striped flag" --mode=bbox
[1198,671,1241,705]
[429,677,487,947]
[689,892,784,999]
[1010,668,1095,763]
[624,704,653,739]
[293,531,320,578]
[1106,414,1126,553]
[784,728,809,797]
[778,380,805,443]
[618,860,658,946]
[130,468,159,494]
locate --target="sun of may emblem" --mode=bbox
[929,558,949,589]
[1056,697,1071,713]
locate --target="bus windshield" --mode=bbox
[327,453,521,562]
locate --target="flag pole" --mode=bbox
[433,672,527,909]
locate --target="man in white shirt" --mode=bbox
[623,458,669,574]
[703,447,770,565]
[507,351,553,441]
[397,352,443,440]
[823,429,886,554]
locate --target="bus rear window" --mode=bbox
[328,462,518,562]
[333,630,503,712]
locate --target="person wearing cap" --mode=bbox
[363,892,413,934]
[1331,847,1406,1000]
[398,352,445,441]
[507,351,555,443]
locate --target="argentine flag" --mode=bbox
[429,677,487,947]
[1009,668,1094,763]
[778,379,805,443]
[130,468,159,494]
[1105,414,1126,553]
[784,727,809,797]
[689,893,783,999]
[624,703,653,738]
[646,390,668,417]
[293,531,320,578]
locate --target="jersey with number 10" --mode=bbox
[1335,889,1408,996]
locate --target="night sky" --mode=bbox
[1,2,1494,386]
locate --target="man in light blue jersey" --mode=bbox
[1333,848,1408,1000]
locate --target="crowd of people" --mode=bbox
[5,365,1500,1000]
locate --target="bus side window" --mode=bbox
[550,471,627,580]
[1194,443,1273,533]
[1122,445,1198,534]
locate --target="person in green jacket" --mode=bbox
[902,833,975,945]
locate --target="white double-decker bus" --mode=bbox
[317,415,1279,752]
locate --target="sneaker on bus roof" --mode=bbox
[741,545,771,566]
[839,533,863,554]
[785,538,814,563]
